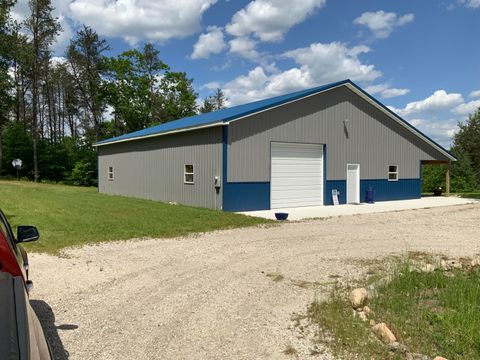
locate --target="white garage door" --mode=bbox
[271,142,323,209]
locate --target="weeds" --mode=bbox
[308,256,480,359]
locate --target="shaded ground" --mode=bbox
[29,204,480,359]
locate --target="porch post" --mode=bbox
[445,161,450,196]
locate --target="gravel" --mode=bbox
[29,204,480,360]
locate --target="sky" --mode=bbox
[11,0,480,148]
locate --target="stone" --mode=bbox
[446,259,462,270]
[440,260,450,271]
[433,357,448,360]
[372,322,396,343]
[357,311,367,322]
[387,341,408,354]
[421,264,435,273]
[471,257,480,267]
[363,305,372,316]
[369,319,376,326]
[350,288,368,309]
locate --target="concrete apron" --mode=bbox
[238,197,479,221]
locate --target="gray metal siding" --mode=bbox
[227,86,448,182]
[98,127,223,209]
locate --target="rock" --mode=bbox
[440,260,449,271]
[369,319,376,326]
[387,341,408,354]
[445,259,462,270]
[372,322,396,343]
[433,357,448,360]
[350,288,368,309]
[358,311,367,322]
[363,305,372,317]
[471,257,480,267]
[420,264,435,273]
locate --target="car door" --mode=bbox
[0,211,26,280]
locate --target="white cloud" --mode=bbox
[50,56,68,66]
[69,0,217,45]
[408,118,458,148]
[462,0,480,8]
[219,41,382,105]
[453,99,480,115]
[381,88,410,98]
[392,90,464,117]
[283,42,382,84]
[365,83,409,98]
[221,66,311,106]
[228,37,261,60]
[226,0,326,42]
[469,89,480,98]
[354,10,414,39]
[191,26,225,59]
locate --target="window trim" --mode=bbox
[108,166,114,181]
[388,165,399,182]
[184,164,195,184]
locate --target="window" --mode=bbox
[108,166,114,181]
[184,164,194,184]
[388,165,398,181]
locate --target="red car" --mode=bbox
[0,209,53,359]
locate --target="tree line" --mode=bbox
[0,0,225,186]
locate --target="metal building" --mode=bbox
[95,80,455,211]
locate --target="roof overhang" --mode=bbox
[93,121,224,147]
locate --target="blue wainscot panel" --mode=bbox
[360,179,421,202]
[325,179,421,205]
[324,180,347,205]
[223,182,270,211]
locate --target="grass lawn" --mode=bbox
[0,180,271,254]
[456,192,480,199]
[309,258,480,360]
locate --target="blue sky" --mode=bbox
[13,0,480,147]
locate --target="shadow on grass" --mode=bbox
[31,300,76,360]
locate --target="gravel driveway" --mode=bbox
[29,204,480,360]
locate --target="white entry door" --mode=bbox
[346,164,360,204]
[271,142,323,209]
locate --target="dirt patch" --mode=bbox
[29,204,480,359]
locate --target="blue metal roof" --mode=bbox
[95,79,350,146]
[94,79,455,161]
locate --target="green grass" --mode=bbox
[371,262,480,359]
[308,285,401,359]
[0,180,271,254]
[309,259,480,360]
[455,192,480,199]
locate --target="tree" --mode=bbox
[23,0,60,181]
[199,97,215,113]
[104,49,198,131]
[199,88,227,113]
[452,109,480,185]
[0,0,16,172]
[67,26,109,142]
[159,71,197,121]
